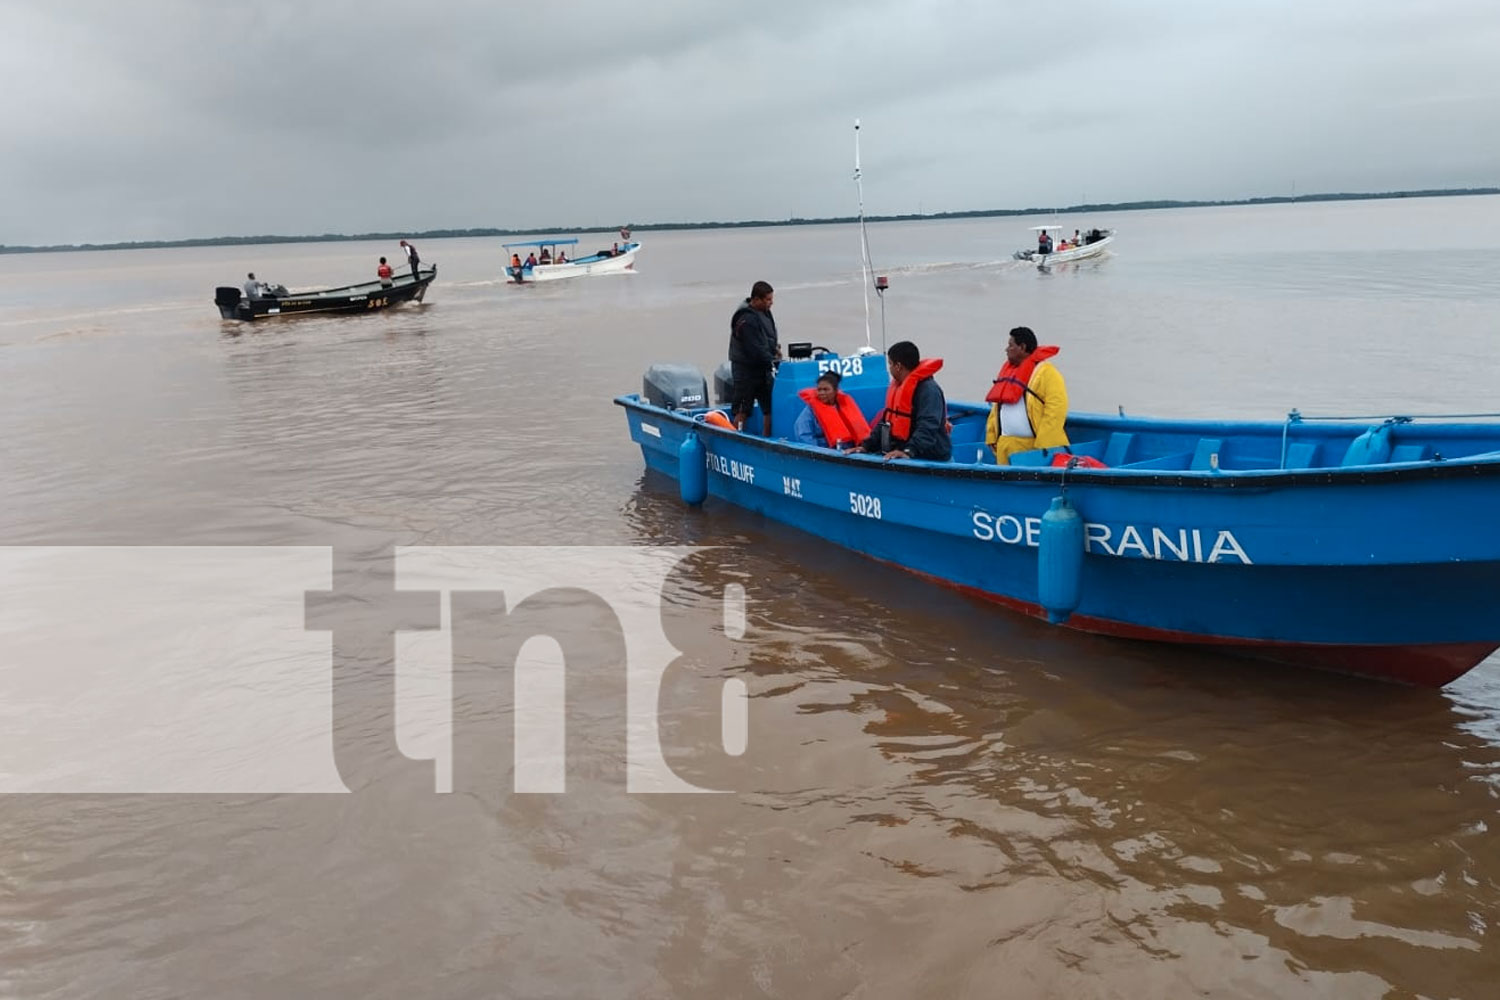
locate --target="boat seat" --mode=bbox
[1389,443,1428,463]
[1061,439,1107,460]
[1010,440,1106,467]
[1102,432,1135,467]
[1341,424,1394,467]
[1283,442,1319,469]
[1118,451,1193,471]
[1190,438,1224,471]
[1009,448,1052,467]
[948,410,988,446]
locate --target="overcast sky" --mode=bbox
[3,0,1498,245]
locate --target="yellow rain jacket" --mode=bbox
[985,360,1069,465]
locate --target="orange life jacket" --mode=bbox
[510,254,521,269]
[377,262,392,279]
[986,345,1060,405]
[702,410,735,430]
[797,387,871,448]
[874,358,944,441]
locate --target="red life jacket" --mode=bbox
[986,345,1060,404]
[377,262,393,279]
[875,358,945,441]
[797,387,871,448]
[1049,452,1106,469]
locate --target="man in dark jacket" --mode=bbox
[853,340,952,462]
[728,280,781,435]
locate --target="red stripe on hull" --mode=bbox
[887,562,1497,688]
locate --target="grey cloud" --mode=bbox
[2,0,1498,244]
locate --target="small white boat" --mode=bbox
[505,236,642,283]
[1013,224,1114,266]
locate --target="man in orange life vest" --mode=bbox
[985,325,1069,465]
[793,370,871,449]
[849,340,952,461]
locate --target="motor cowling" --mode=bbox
[643,363,708,410]
[712,362,734,406]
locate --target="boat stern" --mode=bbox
[214,286,249,321]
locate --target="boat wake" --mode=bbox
[891,258,1032,274]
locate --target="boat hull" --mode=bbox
[509,242,641,283]
[215,267,436,321]
[617,393,1500,687]
[1016,235,1114,266]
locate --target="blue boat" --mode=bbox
[617,351,1500,687]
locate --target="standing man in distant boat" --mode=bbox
[851,340,951,461]
[728,280,781,436]
[985,326,1069,465]
[399,239,421,280]
[243,272,263,299]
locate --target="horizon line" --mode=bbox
[4,187,1497,254]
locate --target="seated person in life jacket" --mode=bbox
[377,256,394,287]
[793,370,871,449]
[985,325,1070,465]
[510,253,522,273]
[849,340,952,462]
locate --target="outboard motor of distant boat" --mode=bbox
[643,363,708,410]
[214,286,243,320]
[712,362,735,406]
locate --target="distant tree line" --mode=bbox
[4,188,1497,254]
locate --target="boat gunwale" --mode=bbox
[615,394,1500,490]
[263,268,437,301]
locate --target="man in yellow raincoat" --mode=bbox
[984,326,1069,465]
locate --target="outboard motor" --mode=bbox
[214,286,243,320]
[712,362,734,406]
[643,363,708,410]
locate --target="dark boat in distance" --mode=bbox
[214,266,436,321]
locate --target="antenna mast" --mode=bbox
[853,119,886,355]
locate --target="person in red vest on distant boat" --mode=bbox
[986,325,1070,465]
[793,370,871,449]
[376,256,393,286]
[849,340,951,461]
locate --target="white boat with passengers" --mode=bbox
[504,235,642,283]
[1013,224,1114,267]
